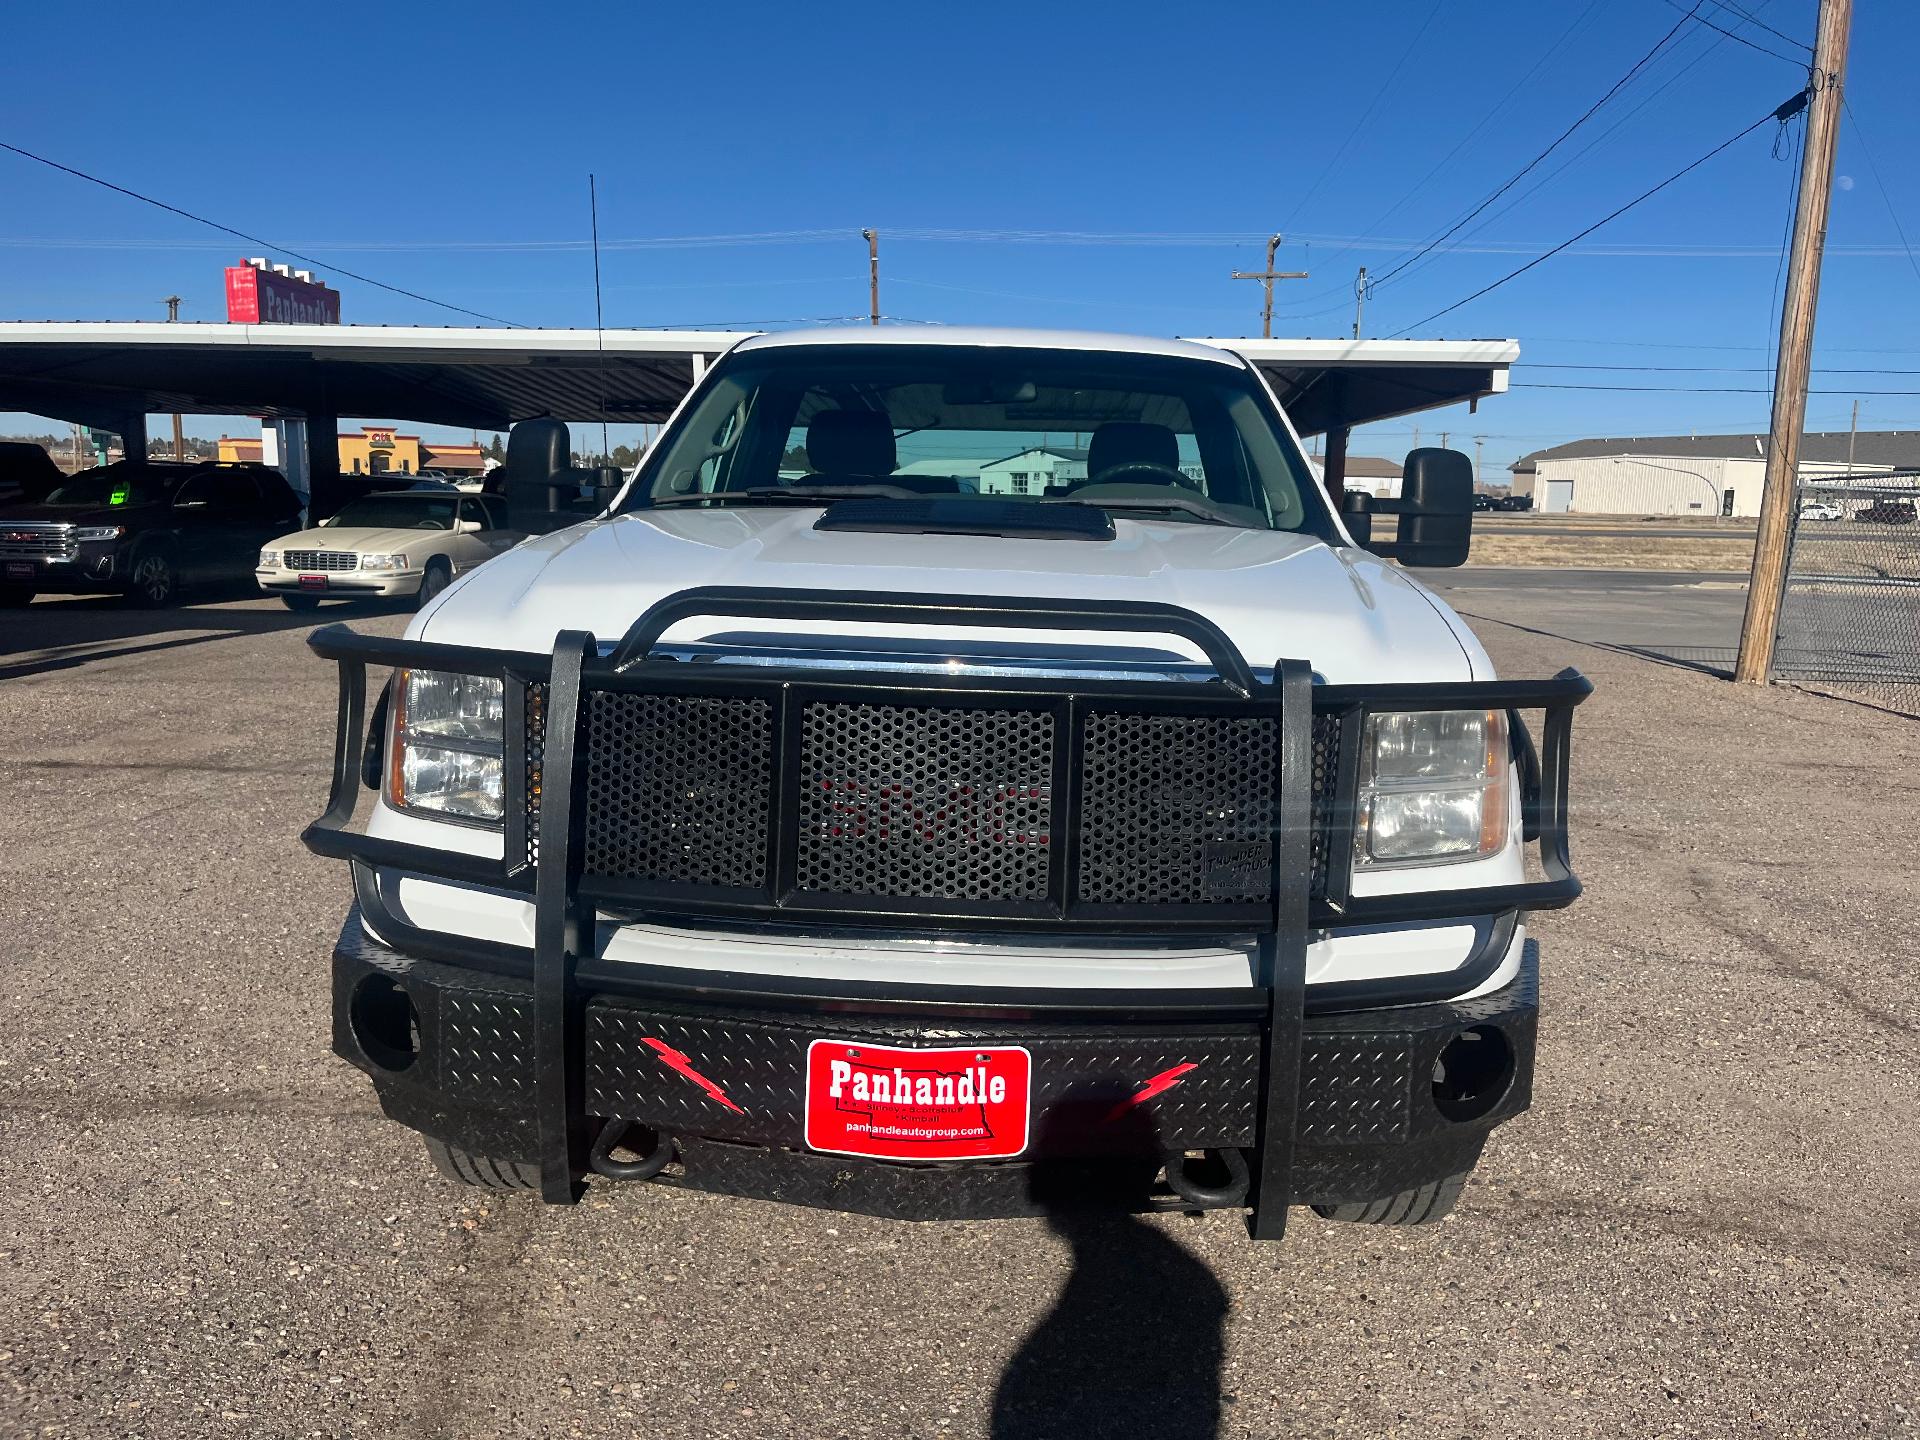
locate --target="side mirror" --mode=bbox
[1351,448,1474,568]
[1338,488,1374,545]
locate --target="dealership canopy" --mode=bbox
[0,322,1514,438]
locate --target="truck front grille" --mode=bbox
[525,681,1342,917]
[284,550,357,572]
[0,523,76,561]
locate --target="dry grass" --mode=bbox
[1466,532,1753,571]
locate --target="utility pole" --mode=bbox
[1352,267,1369,340]
[1473,435,1485,491]
[164,296,186,460]
[1846,397,1859,472]
[862,229,880,326]
[1231,234,1308,338]
[1736,0,1852,686]
[1439,431,1450,450]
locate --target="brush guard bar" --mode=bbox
[302,586,1590,1238]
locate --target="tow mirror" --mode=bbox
[501,418,618,533]
[1348,448,1474,568]
[1338,489,1373,545]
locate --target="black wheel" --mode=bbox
[415,558,452,610]
[1312,1168,1473,1226]
[0,586,34,607]
[280,594,323,612]
[423,1138,540,1191]
[125,548,178,607]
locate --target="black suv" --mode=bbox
[1856,497,1916,525]
[0,442,63,505]
[0,460,303,606]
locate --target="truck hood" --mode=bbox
[414,507,1486,684]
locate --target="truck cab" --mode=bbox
[304,328,1587,1241]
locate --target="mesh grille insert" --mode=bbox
[1077,712,1277,904]
[796,702,1055,901]
[580,692,772,888]
[1309,712,1343,896]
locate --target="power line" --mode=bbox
[1521,362,1920,374]
[1281,0,1446,230]
[1369,4,1706,291]
[1387,94,1802,337]
[1842,99,1920,291]
[0,138,524,327]
[1374,18,1766,295]
[1271,0,1611,295]
[1516,381,1920,395]
[1700,0,1812,52]
[1657,0,1811,63]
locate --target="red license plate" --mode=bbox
[4,562,31,580]
[297,574,329,591]
[805,1040,1031,1161]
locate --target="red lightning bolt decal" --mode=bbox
[1104,1061,1199,1124]
[642,1037,746,1114]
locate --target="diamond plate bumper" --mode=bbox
[333,908,1536,1218]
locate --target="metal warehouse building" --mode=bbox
[1509,431,1920,517]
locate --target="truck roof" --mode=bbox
[734,325,1249,367]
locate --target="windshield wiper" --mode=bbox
[645,484,924,508]
[1041,496,1234,526]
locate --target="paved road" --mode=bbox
[1425,567,1749,675]
[2,590,1915,1439]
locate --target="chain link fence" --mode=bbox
[1774,473,1920,715]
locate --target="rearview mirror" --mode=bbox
[1348,448,1474,568]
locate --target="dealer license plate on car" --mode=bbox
[804,1040,1031,1160]
[298,574,329,591]
[4,562,32,581]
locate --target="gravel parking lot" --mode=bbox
[2,589,1915,1439]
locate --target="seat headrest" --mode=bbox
[806,410,896,477]
[1088,422,1179,478]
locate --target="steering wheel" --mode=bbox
[1072,462,1200,493]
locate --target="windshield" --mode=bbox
[324,495,458,530]
[42,467,176,508]
[626,344,1333,535]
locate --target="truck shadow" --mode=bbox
[989,1108,1229,1440]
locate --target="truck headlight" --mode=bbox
[75,525,127,541]
[359,553,407,573]
[1354,709,1509,868]
[388,668,505,823]
[258,549,279,569]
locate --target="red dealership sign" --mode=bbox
[225,263,341,325]
[804,1040,1031,1160]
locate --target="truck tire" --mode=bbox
[423,1137,540,1191]
[1312,1169,1471,1226]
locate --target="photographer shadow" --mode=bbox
[989,1104,1230,1440]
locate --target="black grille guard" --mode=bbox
[301,585,1590,1236]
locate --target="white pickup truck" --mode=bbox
[303,328,1587,1242]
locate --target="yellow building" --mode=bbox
[218,426,485,477]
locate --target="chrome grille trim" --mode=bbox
[284,550,358,572]
[0,523,76,561]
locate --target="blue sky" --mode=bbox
[4,0,1917,478]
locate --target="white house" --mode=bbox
[976,446,1088,497]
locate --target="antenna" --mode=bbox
[590,174,610,462]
